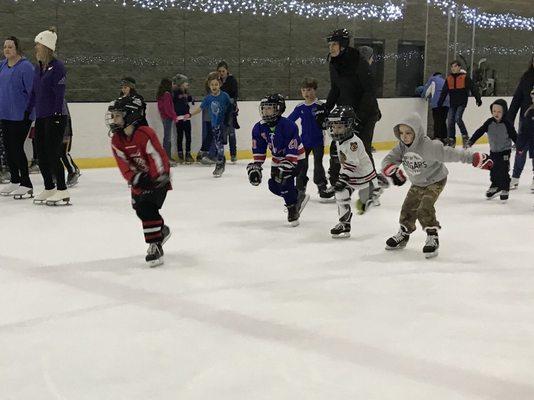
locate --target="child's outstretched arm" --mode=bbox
[467,119,491,147]
[426,139,492,170]
[381,145,407,186]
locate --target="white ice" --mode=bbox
[1,147,534,400]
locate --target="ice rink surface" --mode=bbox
[2,148,534,400]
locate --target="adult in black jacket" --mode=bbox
[218,61,239,162]
[322,29,383,186]
[509,56,534,187]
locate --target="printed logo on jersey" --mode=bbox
[288,139,298,150]
[402,152,427,175]
[211,101,221,116]
[252,139,257,149]
[350,142,358,152]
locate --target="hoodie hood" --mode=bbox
[393,112,425,147]
[490,98,508,116]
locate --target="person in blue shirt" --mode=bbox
[246,94,309,226]
[0,36,35,199]
[189,72,231,177]
[287,78,334,203]
[422,72,450,144]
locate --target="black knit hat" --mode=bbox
[120,77,136,89]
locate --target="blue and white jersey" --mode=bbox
[287,100,325,149]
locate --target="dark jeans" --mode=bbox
[447,105,468,139]
[35,116,68,190]
[296,145,327,191]
[357,118,377,167]
[512,132,534,178]
[176,120,191,153]
[60,136,80,175]
[200,121,217,158]
[161,118,173,159]
[224,124,237,157]
[132,187,168,244]
[490,150,511,191]
[212,125,226,165]
[1,119,32,187]
[432,106,449,141]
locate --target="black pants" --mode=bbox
[132,188,168,244]
[296,145,327,191]
[35,116,68,190]
[490,150,511,191]
[432,106,449,142]
[176,120,192,153]
[1,119,32,187]
[60,136,79,175]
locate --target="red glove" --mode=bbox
[472,153,493,170]
[382,163,407,186]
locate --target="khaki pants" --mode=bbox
[399,178,446,233]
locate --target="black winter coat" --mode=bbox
[508,69,534,132]
[326,47,380,124]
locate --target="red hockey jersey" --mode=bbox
[111,126,171,195]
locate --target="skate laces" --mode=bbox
[148,243,160,255]
[392,229,408,242]
[425,234,438,247]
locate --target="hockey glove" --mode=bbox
[275,160,297,184]
[382,164,407,186]
[476,99,483,107]
[472,152,493,170]
[247,163,263,186]
[314,103,328,130]
[132,172,154,190]
[335,173,352,191]
[154,173,171,189]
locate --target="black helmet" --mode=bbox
[326,28,351,48]
[325,105,359,142]
[259,93,286,126]
[106,96,144,134]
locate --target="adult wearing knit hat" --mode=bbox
[27,27,71,205]
[172,74,189,87]
[358,46,374,65]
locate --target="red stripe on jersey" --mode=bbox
[143,220,163,227]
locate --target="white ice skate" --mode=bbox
[45,190,71,206]
[0,183,19,196]
[12,185,33,200]
[33,189,56,204]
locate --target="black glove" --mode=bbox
[154,173,170,188]
[133,172,154,190]
[274,160,296,184]
[476,99,482,107]
[247,163,262,186]
[51,113,63,124]
[314,103,328,130]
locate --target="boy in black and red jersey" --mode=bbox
[107,96,172,267]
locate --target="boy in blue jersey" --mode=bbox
[287,78,334,203]
[247,94,310,226]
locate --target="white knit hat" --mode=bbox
[35,29,57,51]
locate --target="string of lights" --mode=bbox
[12,0,534,31]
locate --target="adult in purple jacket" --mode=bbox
[26,27,70,206]
[0,36,35,199]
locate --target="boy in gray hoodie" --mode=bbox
[467,99,517,200]
[381,113,492,258]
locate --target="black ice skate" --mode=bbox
[500,190,509,201]
[161,225,172,245]
[423,228,439,259]
[12,185,33,200]
[318,185,335,203]
[67,171,81,187]
[212,163,225,178]
[385,225,410,250]
[377,173,390,189]
[486,186,501,199]
[185,153,194,164]
[286,203,300,227]
[331,222,351,238]
[146,242,164,267]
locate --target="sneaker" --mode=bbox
[67,171,81,187]
[146,242,164,267]
[510,177,519,190]
[0,183,19,196]
[486,186,501,199]
[213,163,225,177]
[423,228,439,258]
[185,153,194,164]
[385,225,410,250]
[331,221,351,238]
[500,190,509,201]
[231,155,237,163]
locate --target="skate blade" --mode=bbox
[385,244,407,251]
[486,191,501,199]
[147,258,164,268]
[424,250,439,259]
[33,199,48,205]
[289,220,300,227]
[45,199,71,206]
[0,192,14,196]
[332,232,350,239]
[319,197,336,203]
[13,194,34,200]
[162,231,172,245]
[298,195,310,214]
[213,174,223,178]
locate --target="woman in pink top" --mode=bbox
[156,78,178,163]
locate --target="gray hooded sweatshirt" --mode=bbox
[382,113,473,187]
